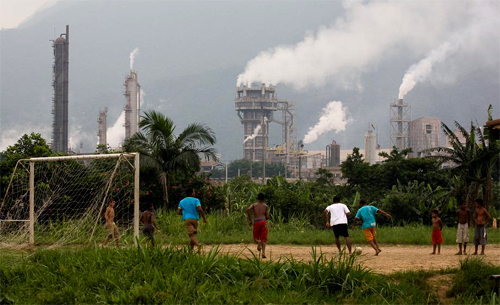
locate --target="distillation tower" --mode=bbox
[124,71,141,139]
[51,25,69,154]
[97,107,108,146]
[364,128,377,164]
[235,84,278,161]
[390,98,411,151]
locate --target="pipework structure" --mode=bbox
[325,140,340,167]
[51,25,69,154]
[390,98,411,151]
[124,71,141,140]
[97,107,108,146]
[235,83,278,161]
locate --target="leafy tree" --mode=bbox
[123,110,217,207]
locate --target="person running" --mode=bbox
[324,196,352,255]
[177,188,207,251]
[140,203,161,247]
[351,200,391,255]
[456,200,470,255]
[430,209,443,255]
[472,198,491,255]
[247,193,269,259]
[103,198,120,247]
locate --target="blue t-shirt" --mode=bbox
[178,197,201,221]
[355,205,379,229]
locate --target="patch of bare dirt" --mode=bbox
[206,244,500,274]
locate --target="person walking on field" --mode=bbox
[352,200,391,255]
[247,193,269,259]
[472,198,491,255]
[103,198,120,247]
[177,188,207,251]
[430,209,443,255]
[140,203,161,247]
[456,200,470,255]
[324,196,352,255]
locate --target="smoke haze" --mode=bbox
[130,47,139,71]
[237,1,497,91]
[243,125,261,144]
[303,101,350,144]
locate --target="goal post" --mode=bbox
[0,153,140,246]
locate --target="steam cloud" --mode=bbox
[106,111,125,148]
[303,101,350,144]
[236,1,498,91]
[130,47,139,71]
[243,125,262,144]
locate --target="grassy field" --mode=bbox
[1,245,498,304]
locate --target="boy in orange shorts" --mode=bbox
[247,193,269,258]
[352,200,392,255]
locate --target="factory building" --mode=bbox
[235,84,278,161]
[390,98,411,151]
[124,71,141,140]
[408,117,442,157]
[97,107,108,146]
[325,140,341,167]
[51,25,70,154]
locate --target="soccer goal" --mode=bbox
[0,153,140,246]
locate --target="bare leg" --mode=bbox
[103,237,110,246]
[189,234,199,249]
[345,237,352,255]
[368,240,380,255]
[334,237,341,252]
[261,242,267,258]
[373,237,382,253]
[431,244,436,254]
[480,245,485,255]
[472,245,478,255]
[463,243,467,255]
[456,243,462,255]
[437,244,441,255]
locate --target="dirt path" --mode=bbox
[207,243,500,274]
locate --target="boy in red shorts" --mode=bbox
[431,209,443,255]
[247,193,269,258]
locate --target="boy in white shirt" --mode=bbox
[324,196,352,255]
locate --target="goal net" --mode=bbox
[0,153,139,246]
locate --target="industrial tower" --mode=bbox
[97,107,108,146]
[51,25,69,154]
[235,84,278,161]
[124,71,141,140]
[390,98,411,151]
[364,128,377,164]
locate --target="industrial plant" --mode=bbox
[124,71,141,140]
[51,25,70,154]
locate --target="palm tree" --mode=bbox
[124,110,218,206]
[425,119,499,211]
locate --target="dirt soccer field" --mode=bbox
[207,243,500,274]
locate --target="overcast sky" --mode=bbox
[0,0,47,29]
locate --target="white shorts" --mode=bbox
[456,223,469,243]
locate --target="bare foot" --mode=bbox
[455,251,462,255]
[430,252,436,255]
[262,254,266,259]
[472,252,477,255]
[480,253,485,255]
[375,250,381,256]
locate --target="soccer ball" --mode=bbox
[354,247,363,255]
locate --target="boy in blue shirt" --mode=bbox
[352,200,391,255]
[177,188,207,251]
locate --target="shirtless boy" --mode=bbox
[247,193,269,259]
[472,198,491,255]
[103,198,119,247]
[431,210,443,255]
[140,203,161,247]
[456,200,470,255]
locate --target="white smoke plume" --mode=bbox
[236,1,497,90]
[106,111,125,148]
[303,101,350,144]
[130,47,139,71]
[243,125,262,144]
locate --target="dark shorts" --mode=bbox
[142,224,154,239]
[332,223,349,238]
[474,226,487,246]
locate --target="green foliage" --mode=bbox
[447,257,500,303]
[1,246,438,304]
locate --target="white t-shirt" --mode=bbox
[325,203,350,225]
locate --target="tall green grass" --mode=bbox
[1,245,438,304]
